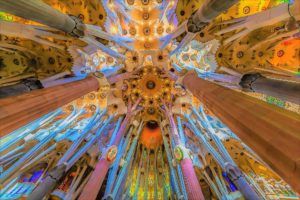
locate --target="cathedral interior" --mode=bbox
[0,0,300,199]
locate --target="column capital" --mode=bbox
[239,73,263,92]
[174,145,193,162]
[68,15,86,38]
[92,72,110,92]
[224,162,244,182]
[187,14,208,33]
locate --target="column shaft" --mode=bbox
[183,72,300,193]
[167,114,205,200]
[225,163,260,200]
[240,73,300,104]
[251,77,300,104]
[181,159,205,200]
[0,79,43,98]
[0,0,83,36]
[0,76,99,137]
[112,116,130,146]
[187,0,238,33]
[192,0,239,24]
[78,117,130,200]
[235,177,259,199]
[78,158,110,200]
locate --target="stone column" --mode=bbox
[79,158,111,200]
[165,112,205,200]
[78,100,141,200]
[111,116,130,146]
[0,76,99,137]
[171,0,239,54]
[0,78,43,98]
[183,71,300,193]
[240,73,300,105]
[188,0,239,32]
[194,107,260,199]
[28,165,67,200]
[0,0,85,37]
[180,158,205,200]
[225,163,260,200]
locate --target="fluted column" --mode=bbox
[0,76,99,137]
[0,0,84,37]
[183,72,300,193]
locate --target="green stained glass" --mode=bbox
[0,12,14,21]
[276,0,292,4]
[266,96,286,107]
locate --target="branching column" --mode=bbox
[78,121,126,200]
[183,72,300,193]
[163,105,205,200]
[191,107,260,199]
[0,76,99,137]
[189,0,239,31]
[171,0,239,54]
[78,99,141,200]
[0,0,84,37]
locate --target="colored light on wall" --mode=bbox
[266,96,286,107]
[140,126,163,149]
[270,39,300,74]
[0,12,14,21]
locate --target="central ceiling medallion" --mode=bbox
[146,80,156,89]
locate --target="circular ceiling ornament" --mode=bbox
[127,0,134,5]
[146,80,156,89]
[143,27,151,35]
[144,42,151,49]
[157,26,164,35]
[147,107,156,115]
[129,27,137,36]
[141,0,149,5]
[143,12,150,20]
